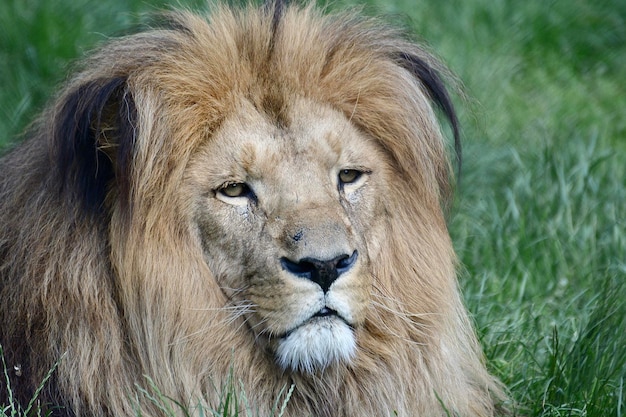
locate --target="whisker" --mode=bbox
[172,300,257,344]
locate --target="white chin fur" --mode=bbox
[276,318,356,373]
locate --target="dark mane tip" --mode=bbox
[53,76,136,216]
[391,51,462,177]
[264,0,288,28]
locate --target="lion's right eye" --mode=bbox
[217,182,254,199]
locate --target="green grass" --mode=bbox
[1,0,625,416]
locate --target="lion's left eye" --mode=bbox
[338,169,362,185]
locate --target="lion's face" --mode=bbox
[187,97,388,373]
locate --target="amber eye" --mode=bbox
[338,169,362,185]
[218,182,251,198]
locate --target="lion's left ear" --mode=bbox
[391,51,461,174]
[51,76,137,215]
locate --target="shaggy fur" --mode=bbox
[0,2,505,416]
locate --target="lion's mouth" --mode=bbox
[274,306,358,372]
[280,307,353,340]
[312,307,335,318]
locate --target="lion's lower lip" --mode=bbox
[280,309,352,339]
[313,307,336,317]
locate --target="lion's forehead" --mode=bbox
[209,98,375,186]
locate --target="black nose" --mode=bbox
[281,251,358,293]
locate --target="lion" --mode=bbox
[0,2,506,416]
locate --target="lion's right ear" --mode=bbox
[51,76,137,215]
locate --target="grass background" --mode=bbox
[1,0,624,415]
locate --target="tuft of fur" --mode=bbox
[0,2,506,416]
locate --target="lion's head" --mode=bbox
[0,2,505,416]
[189,98,385,372]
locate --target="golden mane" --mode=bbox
[0,2,505,416]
